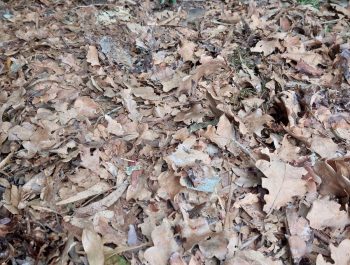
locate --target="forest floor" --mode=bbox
[0,0,350,264]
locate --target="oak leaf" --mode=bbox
[256,149,307,213]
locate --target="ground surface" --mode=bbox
[0,0,350,264]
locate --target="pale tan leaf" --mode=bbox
[80,147,100,174]
[74,96,100,119]
[178,40,196,62]
[56,182,110,205]
[310,135,338,158]
[105,115,124,136]
[256,149,307,213]
[82,227,104,265]
[225,250,283,265]
[316,239,350,265]
[306,196,350,230]
[251,39,282,56]
[204,114,233,149]
[86,45,100,66]
[286,206,312,262]
[76,182,128,216]
[144,220,179,265]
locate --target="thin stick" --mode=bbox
[224,172,235,231]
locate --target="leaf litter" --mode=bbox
[0,0,350,264]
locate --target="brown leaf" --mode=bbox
[251,39,282,56]
[105,115,124,136]
[276,135,301,163]
[295,59,323,76]
[313,158,350,197]
[165,138,211,169]
[177,58,226,95]
[279,17,291,31]
[169,253,186,265]
[56,182,110,205]
[238,109,273,137]
[120,89,141,122]
[204,114,233,149]
[198,234,228,260]
[282,52,323,68]
[74,96,100,119]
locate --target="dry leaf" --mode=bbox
[178,40,196,62]
[256,149,307,213]
[74,96,100,119]
[306,196,350,230]
[225,250,283,265]
[204,114,233,149]
[76,182,128,216]
[169,252,186,265]
[56,182,110,205]
[166,138,210,169]
[286,206,312,262]
[316,239,350,265]
[198,234,228,260]
[238,109,273,137]
[120,89,141,121]
[86,46,100,66]
[144,220,179,265]
[313,158,350,197]
[80,147,100,174]
[310,135,338,158]
[295,60,323,76]
[105,115,124,136]
[276,135,301,163]
[251,39,282,56]
[177,58,226,95]
[82,227,104,265]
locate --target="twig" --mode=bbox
[224,172,235,231]
[239,235,260,250]
[106,242,152,259]
[321,19,340,24]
